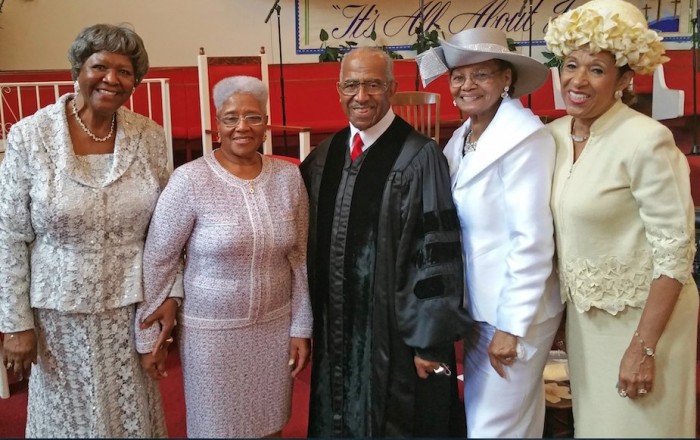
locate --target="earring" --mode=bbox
[614,89,623,100]
[452,99,457,107]
[501,85,510,99]
[73,80,80,94]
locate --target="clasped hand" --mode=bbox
[139,298,178,380]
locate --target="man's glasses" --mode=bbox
[218,114,266,127]
[449,69,503,87]
[339,80,389,96]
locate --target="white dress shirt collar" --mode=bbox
[349,108,396,152]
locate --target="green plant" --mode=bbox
[318,29,356,62]
[318,28,404,62]
[542,50,563,69]
[410,23,443,54]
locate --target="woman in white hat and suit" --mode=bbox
[417,28,564,437]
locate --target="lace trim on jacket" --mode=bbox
[561,226,693,314]
[647,225,695,283]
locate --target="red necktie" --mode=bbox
[351,133,364,161]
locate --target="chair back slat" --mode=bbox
[391,91,440,144]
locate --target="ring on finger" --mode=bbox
[165,337,174,343]
[619,390,628,398]
[5,361,12,369]
[432,363,452,376]
[638,388,648,395]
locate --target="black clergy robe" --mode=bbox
[301,116,472,438]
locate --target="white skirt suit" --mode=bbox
[443,97,565,438]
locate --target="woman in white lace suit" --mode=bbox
[545,0,698,436]
[0,24,170,437]
[135,75,313,438]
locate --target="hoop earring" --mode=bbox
[614,89,623,100]
[452,99,457,107]
[501,85,510,99]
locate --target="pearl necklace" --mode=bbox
[570,133,589,143]
[71,98,115,142]
[570,120,589,143]
[463,130,477,155]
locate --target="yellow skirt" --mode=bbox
[566,283,698,438]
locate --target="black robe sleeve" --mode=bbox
[386,134,472,361]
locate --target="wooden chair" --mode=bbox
[197,47,311,161]
[391,91,440,144]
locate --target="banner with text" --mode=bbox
[295,0,694,55]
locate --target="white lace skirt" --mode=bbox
[26,306,167,438]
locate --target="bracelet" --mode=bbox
[634,331,656,359]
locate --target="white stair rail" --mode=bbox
[0,79,174,170]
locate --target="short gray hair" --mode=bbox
[68,23,149,85]
[212,76,268,115]
[340,46,394,82]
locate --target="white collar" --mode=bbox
[349,108,395,151]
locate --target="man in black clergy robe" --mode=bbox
[300,46,472,437]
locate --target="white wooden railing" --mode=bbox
[0,78,174,170]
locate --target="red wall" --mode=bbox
[2,50,697,143]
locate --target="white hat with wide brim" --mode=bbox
[416,27,549,98]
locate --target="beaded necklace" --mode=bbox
[71,98,115,143]
[463,130,477,155]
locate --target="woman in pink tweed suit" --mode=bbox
[135,76,313,438]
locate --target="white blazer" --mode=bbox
[444,97,563,337]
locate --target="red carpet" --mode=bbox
[0,351,311,438]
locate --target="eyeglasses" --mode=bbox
[449,69,503,87]
[218,114,266,127]
[339,80,389,96]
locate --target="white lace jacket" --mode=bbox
[548,101,696,315]
[0,93,168,332]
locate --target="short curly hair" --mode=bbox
[544,0,668,75]
[212,76,268,115]
[68,23,150,85]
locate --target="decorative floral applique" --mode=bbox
[560,223,695,314]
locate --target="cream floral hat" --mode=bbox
[544,0,668,75]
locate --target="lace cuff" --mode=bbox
[646,225,695,284]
